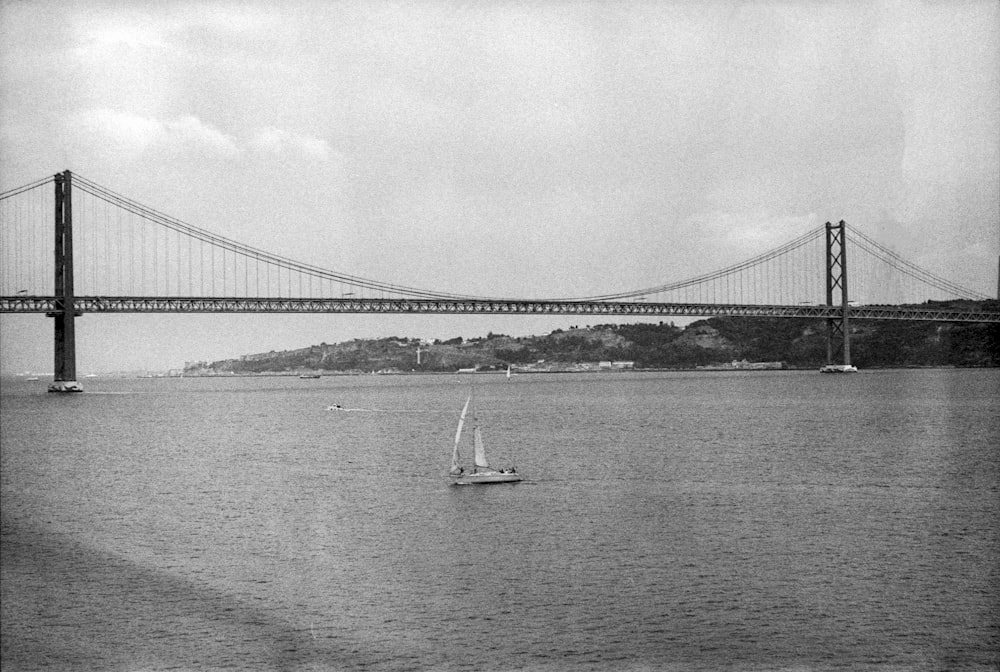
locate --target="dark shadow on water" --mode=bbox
[1,512,377,671]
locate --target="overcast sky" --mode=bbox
[1,0,998,373]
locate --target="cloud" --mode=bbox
[81,25,169,53]
[74,109,239,156]
[249,127,333,162]
[72,109,337,165]
[686,210,820,256]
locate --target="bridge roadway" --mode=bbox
[1,296,998,322]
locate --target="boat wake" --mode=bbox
[326,405,449,414]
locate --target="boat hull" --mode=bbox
[819,364,858,373]
[48,380,83,393]
[453,473,522,485]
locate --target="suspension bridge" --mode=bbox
[1,171,997,391]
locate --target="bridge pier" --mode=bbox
[48,170,82,393]
[825,220,851,368]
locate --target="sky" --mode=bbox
[1,0,998,374]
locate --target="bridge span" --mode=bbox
[2,296,998,323]
[2,170,998,391]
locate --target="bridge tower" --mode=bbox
[48,170,82,393]
[825,220,851,367]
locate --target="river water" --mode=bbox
[2,369,998,671]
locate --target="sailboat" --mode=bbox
[450,394,522,485]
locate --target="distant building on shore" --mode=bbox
[697,359,786,371]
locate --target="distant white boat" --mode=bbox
[450,394,522,485]
[299,373,321,379]
[820,364,858,373]
[48,380,83,393]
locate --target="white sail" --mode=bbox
[451,395,470,474]
[473,425,490,469]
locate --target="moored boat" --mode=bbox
[819,364,858,373]
[48,380,83,393]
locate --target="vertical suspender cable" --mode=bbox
[118,202,122,294]
[105,198,110,294]
[11,195,18,292]
[128,204,134,295]
[13,190,19,292]
[16,190,22,292]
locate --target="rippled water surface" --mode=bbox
[2,369,998,671]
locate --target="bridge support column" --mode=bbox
[825,220,851,367]
[49,170,82,393]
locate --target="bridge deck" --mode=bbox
[2,296,997,323]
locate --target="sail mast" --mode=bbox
[451,395,470,474]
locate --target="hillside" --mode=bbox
[184,300,999,375]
